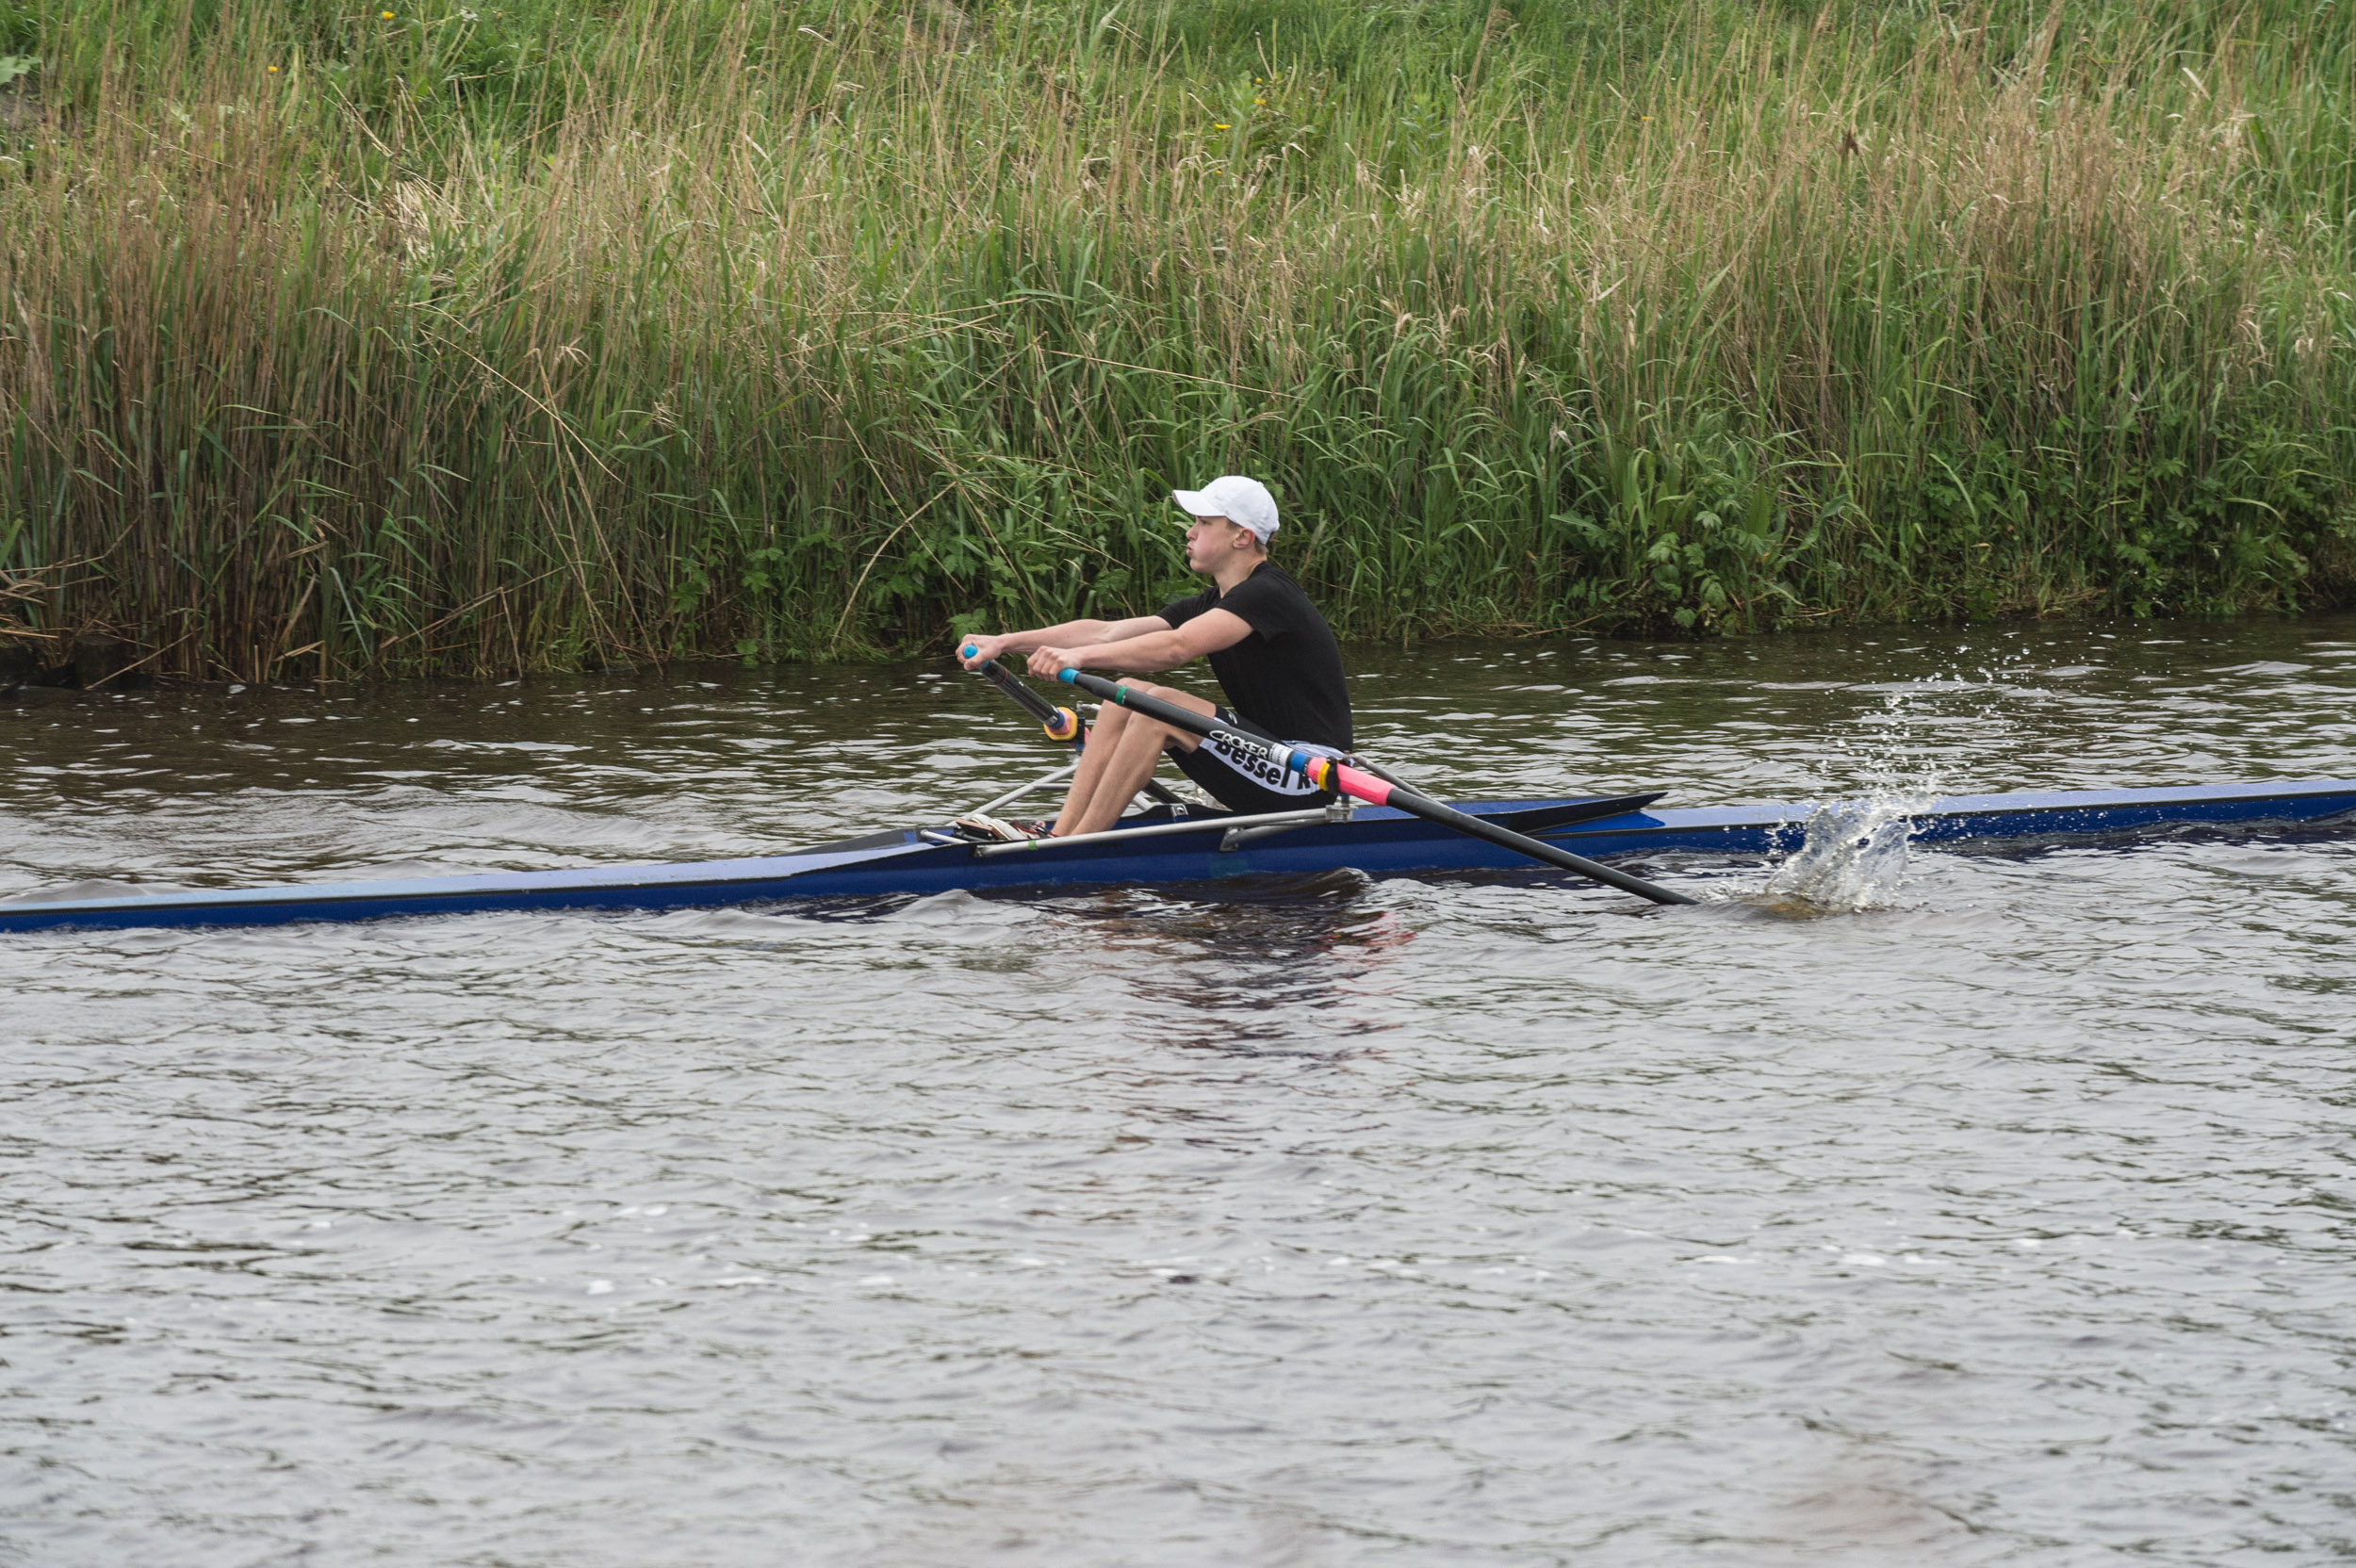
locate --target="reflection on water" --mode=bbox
[5,619,2356,1566]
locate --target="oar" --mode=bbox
[965,654,1186,808]
[1055,668,1696,907]
[973,656,1086,746]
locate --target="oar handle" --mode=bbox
[1057,668,1694,906]
[964,647,1082,743]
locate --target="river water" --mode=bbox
[4,619,2354,1566]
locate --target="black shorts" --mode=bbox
[1166,707,1341,815]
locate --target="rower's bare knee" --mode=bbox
[1119,682,1214,753]
[1115,712,1177,761]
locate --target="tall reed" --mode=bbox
[1,0,2350,678]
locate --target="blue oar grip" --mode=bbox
[1055,669,1077,684]
[960,644,979,660]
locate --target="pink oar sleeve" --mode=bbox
[1303,757,1392,806]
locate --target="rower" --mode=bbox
[956,475,1353,838]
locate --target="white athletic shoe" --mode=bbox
[949,812,1039,842]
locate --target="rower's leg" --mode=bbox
[1055,683,1215,837]
[1050,699,1132,835]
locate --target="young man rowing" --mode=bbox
[957,475,1352,838]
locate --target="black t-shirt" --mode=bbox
[1157,562,1352,749]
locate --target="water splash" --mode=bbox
[1759,792,1927,913]
[1756,651,2033,913]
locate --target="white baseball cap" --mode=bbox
[1171,476,1278,543]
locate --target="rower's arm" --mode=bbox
[960,614,1169,668]
[1067,609,1252,674]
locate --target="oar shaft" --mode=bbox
[1320,760,1695,905]
[974,657,1083,743]
[1057,669,1694,906]
[964,653,1188,808]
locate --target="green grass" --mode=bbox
[1,0,2352,678]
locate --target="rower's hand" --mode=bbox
[1026,646,1082,679]
[957,635,1008,671]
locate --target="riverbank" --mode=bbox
[3,0,2352,678]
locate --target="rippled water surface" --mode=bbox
[6,621,2356,1566]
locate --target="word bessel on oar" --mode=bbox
[1052,668,1698,906]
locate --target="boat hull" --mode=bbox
[4,778,2352,933]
